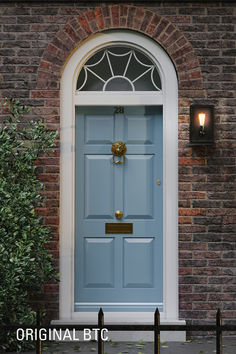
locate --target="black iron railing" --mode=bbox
[1,308,236,354]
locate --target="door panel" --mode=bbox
[125,114,153,144]
[84,238,114,288]
[123,238,154,288]
[124,155,153,219]
[85,155,114,219]
[85,115,114,144]
[75,106,163,312]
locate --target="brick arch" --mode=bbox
[34,5,205,320]
[35,5,204,98]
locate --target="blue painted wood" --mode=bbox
[123,238,154,288]
[75,106,163,312]
[84,238,114,288]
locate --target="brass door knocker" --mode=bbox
[111,141,127,164]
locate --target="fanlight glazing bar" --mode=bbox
[76,46,162,92]
[86,67,105,83]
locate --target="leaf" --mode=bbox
[111,342,119,346]
[136,344,145,349]
[73,345,80,351]
[138,339,144,344]
[0,97,57,352]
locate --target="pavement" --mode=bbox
[13,337,236,354]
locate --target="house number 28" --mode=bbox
[114,106,124,114]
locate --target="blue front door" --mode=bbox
[75,106,163,312]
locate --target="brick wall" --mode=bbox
[0,1,235,324]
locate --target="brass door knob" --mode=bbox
[115,210,123,219]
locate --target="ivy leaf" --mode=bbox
[0,97,57,352]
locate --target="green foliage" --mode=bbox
[0,98,57,352]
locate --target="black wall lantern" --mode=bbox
[189,105,214,145]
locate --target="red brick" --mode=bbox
[94,8,105,30]
[180,294,207,301]
[179,267,192,275]
[179,216,192,224]
[85,10,95,22]
[111,5,119,27]
[193,268,221,276]
[179,157,205,165]
[45,216,59,225]
[38,174,59,182]
[147,24,156,36]
[41,191,59,200]
[193,251,221,259]
[179,285,193,293]
[89,20,99,33]
[104,17,111,29]
[127,6,137,29]
[178,183,191,191]
[179,208,206,216]
[36,207,58,216]
[180,243,207,251]
[63,23,81,43]
[32,90,59,98]
[78,14,91,34]
[151,13,161,26]
[153,18,170,39]
[179,310,208,319]
[46,200,59,208]
[140,10,153,32]
[101,5,110,18]
[119,4,128,17]
[193,302,220,310]
[164,29,182,48]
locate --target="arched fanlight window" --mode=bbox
[76,46,162,92]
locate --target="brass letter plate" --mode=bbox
[105,223,133,234]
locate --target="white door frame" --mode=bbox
[59,30,179,324]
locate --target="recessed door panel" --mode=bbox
[124,155,153,219]
[125,115,153,144]
[75,106,163,312]
[123,238,154,288]
[85,115,114,144]
[84,238,114,288]
[84,155,113,219]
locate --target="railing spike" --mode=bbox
[154,307,160,354]
[36,310,42,354]
[98,308,104,354]
[99,307,104,317]
[216,308,222,354]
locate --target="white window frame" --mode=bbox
[59,30,179,324]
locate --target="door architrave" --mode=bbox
[60,30,178,323]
